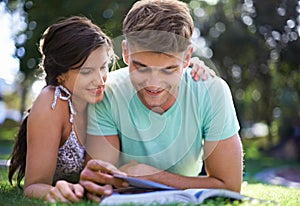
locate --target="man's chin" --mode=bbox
[149,106,165,114]
[143,100,166,113]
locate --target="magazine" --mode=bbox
[99,175,253,205]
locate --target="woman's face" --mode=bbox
[62,46,109,104]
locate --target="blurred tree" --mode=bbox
[190,0,300,146]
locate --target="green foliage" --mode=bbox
[190,0,300,146]
[0,120,18,159]
[0,119,19,141]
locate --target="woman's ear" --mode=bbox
[122,40,129,65]
[183,46,193,68]
[57,75,66,85]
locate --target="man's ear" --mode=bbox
[183,46,193,68]
[122,40,129,65]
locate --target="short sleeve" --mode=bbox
[87,93,118,136]
[202,78,240,141]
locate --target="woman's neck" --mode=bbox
[71,96,88,146]
[71,96,88,115]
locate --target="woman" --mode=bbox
[8,16,116,203]
[8,16,213,203]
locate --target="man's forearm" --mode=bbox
[143,169,240,192]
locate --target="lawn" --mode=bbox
[0,121,300,205]
[1,160,300,205]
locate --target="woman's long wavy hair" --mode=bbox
[8,16,114,187]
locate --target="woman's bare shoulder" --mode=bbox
[30,86,54,110]
[29,86,68,121]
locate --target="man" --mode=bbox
[80,0,243,201]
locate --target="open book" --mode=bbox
[100,175,252,205]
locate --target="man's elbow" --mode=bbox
[225,177,242,193]
[229,183,242,193]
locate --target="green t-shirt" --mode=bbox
[87,67,240,176]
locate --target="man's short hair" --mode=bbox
[123,0,194,53]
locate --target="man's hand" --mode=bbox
[190,57,216,81]
[45,180,84,203]
[79,159,128,202]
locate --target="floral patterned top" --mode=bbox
[51,85,85,184]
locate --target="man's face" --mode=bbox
[123,43,191,113]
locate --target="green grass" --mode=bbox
[1,165,300,206]
[241,183,300,206]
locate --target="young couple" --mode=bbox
[9,0,243,203]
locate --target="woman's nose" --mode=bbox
[93,71,106,85]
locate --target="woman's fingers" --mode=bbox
[190,57,216,81]
[73,183,85,198]
[45,181,81,203]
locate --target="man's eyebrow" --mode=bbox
[164,65,180,70]
[132,60,179,69]
[132,60,147,68]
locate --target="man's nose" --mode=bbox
[146,70,162,86]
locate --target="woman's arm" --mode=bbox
[24,87,84,202]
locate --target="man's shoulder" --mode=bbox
[183,68,229,91]
[204,76,229,89]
